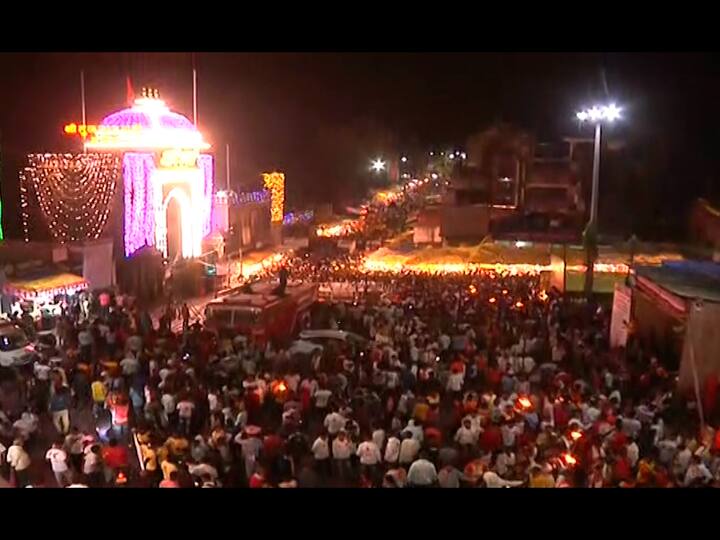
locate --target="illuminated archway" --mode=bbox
[156,187,195,259]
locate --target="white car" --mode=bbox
[0,323,36,367]
[295,329,368,356]
[288,339,324,357]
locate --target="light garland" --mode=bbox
[316,218,362,238]
[283,210,314,226]
[360,256,631,276]
[237,190,270,205]
[262,172,285,223]
[123,153,156,256]
[20,153,120,243]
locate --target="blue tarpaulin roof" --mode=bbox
[636,261,720,303]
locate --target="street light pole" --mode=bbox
[589,122,601,226]
[576,103,621,298]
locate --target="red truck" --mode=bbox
[204,280,318,346]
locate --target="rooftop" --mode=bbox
[635,261,720,303]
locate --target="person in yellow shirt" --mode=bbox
[529,465,556,488]
[142,444,159,479]
[156,444,169,464]
[160,457,178,482]
[91,379,107,414]
[413,399,429,423]
[165,433,189,457]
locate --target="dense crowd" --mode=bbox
[1,188,718,489]
[2,251,719,489]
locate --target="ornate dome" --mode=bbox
[86,96,209,151]
[100,100,197,131]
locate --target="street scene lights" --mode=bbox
[576,102,622,296]
[370,158,386,173]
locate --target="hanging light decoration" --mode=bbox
[262,172,285,223]
[20,153,121,243]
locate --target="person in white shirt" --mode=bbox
[407,456,437,487]
[331,431,353,481]
[323,410,346,437]
[399,433,420,465]
[119,356,140,377]
[372,428,386,453]
[673,443,693,478]
[83,444,103,487]
[46,441,72,487]
[620,414,642,439]
[176,398,195,435]
[455,419,480,448]
[447,371,464,394]
[438,465,465,488]
[482,470,523,488]
[314,388,333,411]
[13,410,38,442]
[522,356,535,374]
[403,419,424,442]
[495,449,516,477]
[384,435,401,465]
[357,439,382,483]
[684,455,713,487]
[7,439,31,487]
[34,361,51,382]
[626,439,640,468]
[311,433,331,478]
[160,392,176,428]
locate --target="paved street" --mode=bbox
[1,405,96,488]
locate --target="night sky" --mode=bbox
[1,52,719,239]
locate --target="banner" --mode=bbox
[82,240,114,290]
[610,282,632,348]
[679,300,720,394]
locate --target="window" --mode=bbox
[206,308,233,327]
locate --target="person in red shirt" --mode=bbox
[480,422,503,454]
[487,366,502,392]
[613,450,632,484]
[610,419,628,454]
[249,466,266,488]
[102,438,129,481]
[159,470,180,488]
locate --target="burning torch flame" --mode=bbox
[570,430,582,442]
[518,397,532,409]
[488,297,497,304]
[562,453,577,467]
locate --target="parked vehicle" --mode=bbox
[0,323,36,368]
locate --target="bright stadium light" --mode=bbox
[371,158,386,173]
[576,103,621,123]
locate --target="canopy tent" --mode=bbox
[4,272,88,301]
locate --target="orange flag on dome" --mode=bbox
[126,76,135,106]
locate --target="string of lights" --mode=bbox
[262,172,285,223]
[236,190,270,205]
[283,210,314,226]
[20,153,120,243]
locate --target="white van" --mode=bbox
[0,323,36,367]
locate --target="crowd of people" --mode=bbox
[0,190,718,489]
[0,253,718,489]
